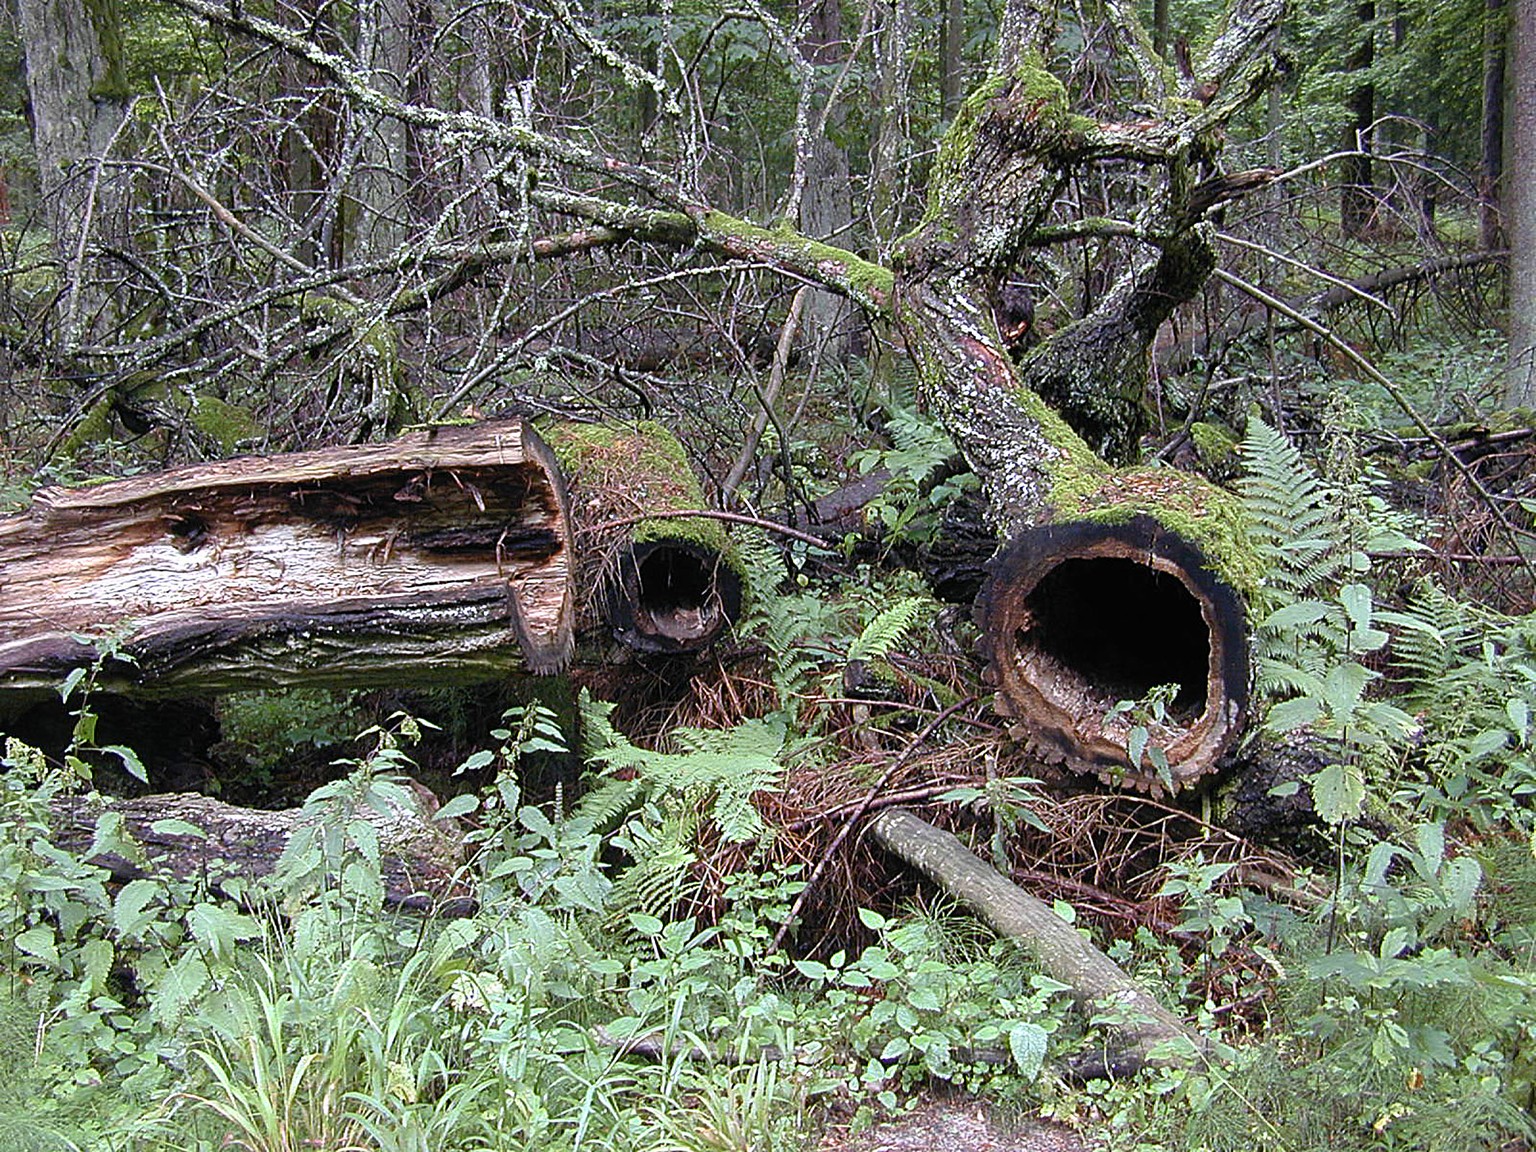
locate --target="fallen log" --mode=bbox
[0,420,575,698]
[49,786,473,914]
[547,421,744,655]
[868,807,1206,1079]
[978,507,1251,795]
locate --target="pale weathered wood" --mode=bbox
[51,787,473,914]
[869,808,1205,1079]
[0,420,574,696]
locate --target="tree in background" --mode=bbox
[1508,0,1536,403]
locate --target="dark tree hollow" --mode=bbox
[605,540,743,653]
[1021,557,1211,719]
[978,516,1248,794]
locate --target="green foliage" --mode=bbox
[848,407,977,547]
[582,695,786,843]
[1239,416,1419,822]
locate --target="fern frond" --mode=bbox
[847,596,929,663]
[606,810,699,938]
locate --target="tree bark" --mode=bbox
[0,420,575,697]
[547,422,744,655]
[1508,0,1536,403]
[352,0,417,259]
[50,787,472,914]
[884,39,1270,790]
[940,0,966,120]
[1341,2,1377,239]
[1483,0,1508,249]
[868,808,1204,1078]
[796,0,857,357]
[17,0,131,348]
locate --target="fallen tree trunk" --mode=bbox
[547,421,744,655]
[868,807,1205,1079]
[0,420,575,698]
[49,787,473,914]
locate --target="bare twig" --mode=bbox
[769,696,977,953]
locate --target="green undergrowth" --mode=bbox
[3,412,1536,1150]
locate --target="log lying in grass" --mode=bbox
[0,420,575,697]
[546,421,744,655]
[49,786,473,914]
[868,807,1205,1079]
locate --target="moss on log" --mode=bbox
[543,420,743,655]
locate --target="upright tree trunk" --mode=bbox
[797,0,857,356]
[1341,2,1376,238]
[869,0,916,247]
[1507,0,1536,402]
[17,0,130,349]
[1485,0,1509,249]
[352,0,416,259]
[940,0,966,120]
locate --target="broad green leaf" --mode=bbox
[434,793,479,821]
[113,878,163,939]
[1380,926,1413,959]
[1310,763,1365,825]
[187,902,261,959]
[1413,823,1445,876]
[1441,857,1482,913]
[149,818,208,840]
[1339,583,1373,629]
[100,744,148,784]
[1321,663,1372,721]
[1508,697,1531,741]
[1008,1022,1048,1077]
[456,749,495,774]
[14,925,58,967]
[152,951,210,1027]
[80,937,114,993]
[1265,697,1324,733]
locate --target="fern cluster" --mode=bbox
[1237,418,1418,822]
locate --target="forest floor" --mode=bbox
[817,1098,1094,1152]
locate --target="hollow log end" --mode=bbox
[603,538,745,654]
[977,515,1249,795]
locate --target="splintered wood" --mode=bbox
[0,421,574,696]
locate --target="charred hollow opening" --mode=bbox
[633,547,723,643]
[1019,557,1210,721]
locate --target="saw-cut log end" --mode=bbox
[977,515,1248,794]
[603,539,743,654]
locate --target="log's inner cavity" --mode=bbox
[634,546,723,643]
[1017,557,1209,724]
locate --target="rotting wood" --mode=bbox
[978,515,1250,795]
[0,420,574,697]
[544,421,743,655]
[868,807,1206,1080]
[49,786,474,915]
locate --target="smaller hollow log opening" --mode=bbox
[605,540,743,654]
[978,516,1249,794]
